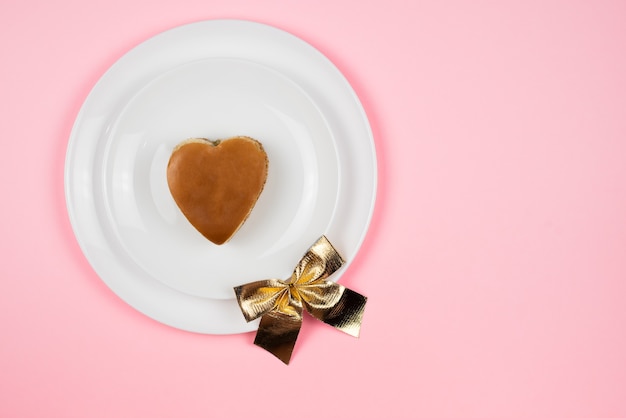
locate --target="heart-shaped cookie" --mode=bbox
[166,136,268,245]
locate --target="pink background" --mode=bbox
[2,0,626,416]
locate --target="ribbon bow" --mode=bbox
[234,236,367,364]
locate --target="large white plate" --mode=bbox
[65,20,377,334]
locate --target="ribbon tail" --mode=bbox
[254,308,302,365]
[304,283,367,338]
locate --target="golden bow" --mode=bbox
[234,236,367,364]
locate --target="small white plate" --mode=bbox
[65,20,377,334]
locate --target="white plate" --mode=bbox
[65,20,377,334]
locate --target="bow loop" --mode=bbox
[288,235,344,286]
[234,236,367,364]
[234,279,288,322]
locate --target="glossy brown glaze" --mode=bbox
[167,136,268,245]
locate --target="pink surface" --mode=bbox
[2,0,626,416]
